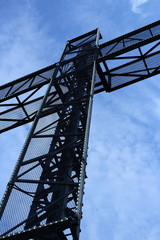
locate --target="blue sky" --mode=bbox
[0,0,160,239]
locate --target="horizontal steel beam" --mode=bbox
[0,20,160,134]
[99,19,160,60]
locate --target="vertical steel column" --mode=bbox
[0,29,101,240]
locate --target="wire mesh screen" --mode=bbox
[108,50,160,90]
[100,20,160,57]
[0,66,55,101]
[0,85,48,133]
[0,29,99,239]
[0,65,59,133]
[97,21,160,92]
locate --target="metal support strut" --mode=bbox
[0,29,101,240]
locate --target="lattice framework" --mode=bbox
[0,20,160,240]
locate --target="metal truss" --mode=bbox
[0,29,101,239]
[0,64,56,133]
[0,20,160,133]
[0,19,160,240]
[97,19,160,92]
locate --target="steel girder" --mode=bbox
[0,20,160,240]
[97,19,160,92]
[0,29,101,239]
[0,64,56,133]
[0,20,160,133]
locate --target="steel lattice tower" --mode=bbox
[0,20,160,239]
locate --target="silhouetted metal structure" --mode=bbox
[0,20,160,239]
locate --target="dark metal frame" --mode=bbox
[1,20,160,133]
[0,19,160,240]
[0,29,100,240]
[97,19,160,93]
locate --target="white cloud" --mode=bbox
[130,0,149,13]
[81,77,160,239]
[0,3,60,85]
[1,1,160,239]
[0,2,60,199]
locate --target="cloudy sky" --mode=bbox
[0,0,160,239]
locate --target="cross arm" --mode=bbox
[97,20,160,93]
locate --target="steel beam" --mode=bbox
[1,20,160,133]
[0,19,160,240]
[0,29,101,240]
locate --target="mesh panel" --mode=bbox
[97,21,160,92]
[152,25,160,35]
[109,52,160,89]
[69,33,96,47]
[100,21,160,57]
[145,52,160,71]
[0,66,55,101]
[0,187,32,234]
[0,29,98,239]
[0,98,43,132]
